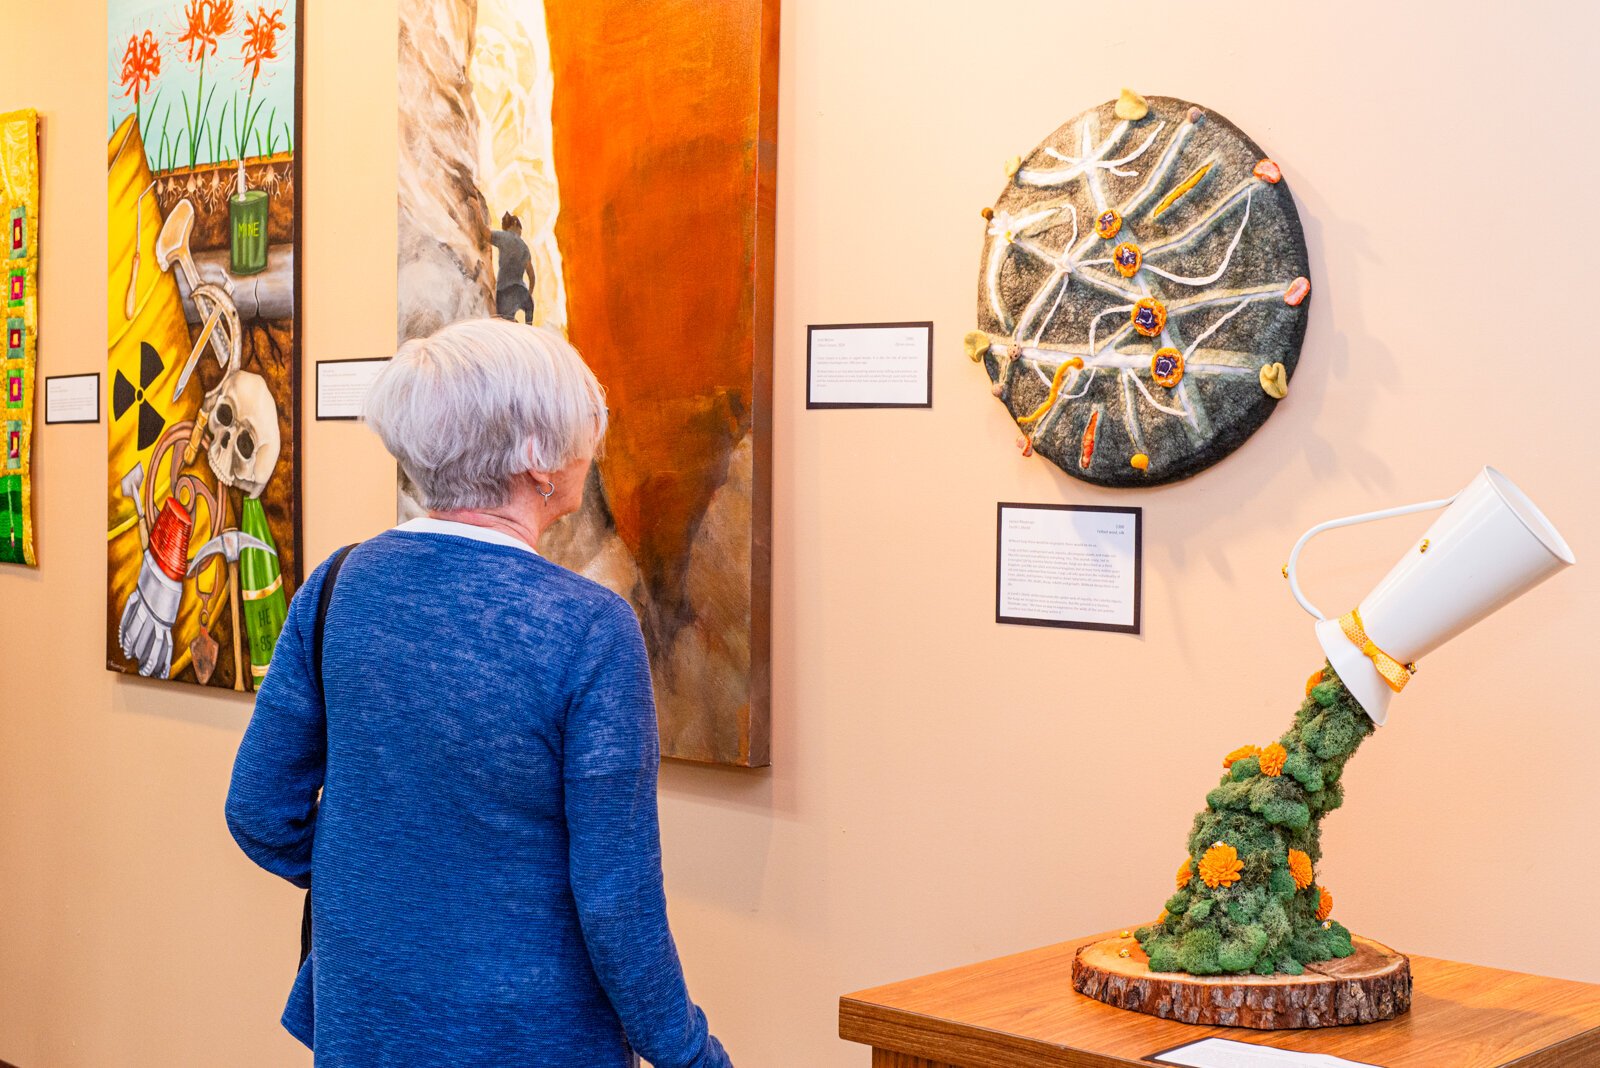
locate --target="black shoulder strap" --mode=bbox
[302,543,357,972]
[312,544,358,704]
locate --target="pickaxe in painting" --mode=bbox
[119,461,149,550]
[189,529,276,693]
[186,529,275,578]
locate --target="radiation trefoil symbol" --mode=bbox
[113,341,167,451]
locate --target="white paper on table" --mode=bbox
[1149,1037,1384,1068]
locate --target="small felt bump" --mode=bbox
[1260,362,1289,399]
[963,329,991,361]
[1115,87,1149,121]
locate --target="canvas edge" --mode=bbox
[655,0,780,770]
[744,0,780,769]
[287,0,306,588]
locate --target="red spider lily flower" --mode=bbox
[119,31,162,100]
[179,0,237,63]
[241,5,287,79]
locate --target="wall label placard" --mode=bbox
[45,374,101,425]
[996,502,1141,633]
[806,322,933,409]
[316,358,390,421]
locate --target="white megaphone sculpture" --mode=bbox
[1285,466,1575,725]
[1078,466,1576,1030]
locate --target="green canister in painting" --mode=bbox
[239,495,287,688]
[229,159,269,276]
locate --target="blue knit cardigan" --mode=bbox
[226,527,731,1067]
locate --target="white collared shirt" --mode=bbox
[394,516,541,556]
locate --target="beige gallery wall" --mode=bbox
[3,1,1599,1065]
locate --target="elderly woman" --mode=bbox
[226,318,731,1067]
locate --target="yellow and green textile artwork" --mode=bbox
[0,109,40,566]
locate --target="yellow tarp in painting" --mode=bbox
[107,116,220,681]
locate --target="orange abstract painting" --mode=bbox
[398,0,777,765]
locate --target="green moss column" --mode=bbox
[1136,665,1376,976]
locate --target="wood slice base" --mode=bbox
[1072,932,1411,1029]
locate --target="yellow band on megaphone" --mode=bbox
[1338,609,1415,693]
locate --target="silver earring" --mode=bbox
[536,479,555,500]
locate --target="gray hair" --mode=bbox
[364,318,608,511]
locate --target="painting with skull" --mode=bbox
[106,0,301,690]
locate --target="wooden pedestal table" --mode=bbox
[839,930,1600,1067]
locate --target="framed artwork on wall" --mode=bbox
[107,0,303,690]
[0,109,40,566]
[968,91,1310,486]
[397,0,778,766]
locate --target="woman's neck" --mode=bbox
[429,494,545,550]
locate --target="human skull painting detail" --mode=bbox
[203,370,281,498]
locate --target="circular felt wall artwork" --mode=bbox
[969,92,1310,486]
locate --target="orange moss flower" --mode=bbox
[1259,742,1288,777]
[242,6,287,79]
[1288,849,1313,891]
[1305,669,1324,696]
[1199,843,1243,889]
[1316,886,1334,922]
[119,31,162,101]
[1223,744,1259,770]
[1176,858,1193,890]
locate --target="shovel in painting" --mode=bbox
[190,626,220,685]
[187,529,276,689]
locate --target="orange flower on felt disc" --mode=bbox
[1199,843,1243,889]
[1288,849,1313,891]
[1259,743,1288,777]
[1176,858,1193,890]
[1223,744,1260,770]
[1316,886,1334,921]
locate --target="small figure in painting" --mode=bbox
[490,211,537,324]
